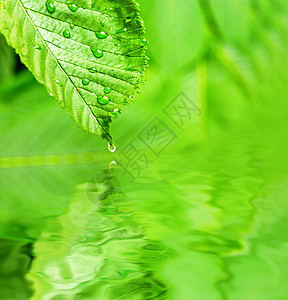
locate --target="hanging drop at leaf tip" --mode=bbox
[108,143,116,153]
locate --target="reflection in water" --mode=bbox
[136,130,288,300]
[0,240,33,299]
[27,166,168,299]
[23,128,288,299]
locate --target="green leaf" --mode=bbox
[0,0,148,143]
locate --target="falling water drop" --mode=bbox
[95,31,108,39]
[68,3,78,12]
[63,30,71,38]
[91,47,103,58]
[45,0,55,13]
[108,143,116,153]
[109,160,117,169]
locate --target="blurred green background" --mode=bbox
[1,0,288,299]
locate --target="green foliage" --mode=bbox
[0,0,147,143]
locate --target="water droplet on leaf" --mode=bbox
[128,95,134,102]
[91,48,103,58]
[34,44,41,50]
[55,79,62,86]
[88,67,97,73]
[82,78,90,85]
[104,86,111,94]
[139,39,148,47]
[46,0,55,13]
[115,106,123,113]
[97,95,109,105]
[69,24,75,29]
[95,31,108,39]
[68,3,78,12]
[63,30,71,38]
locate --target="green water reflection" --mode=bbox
[17,124,288,299]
